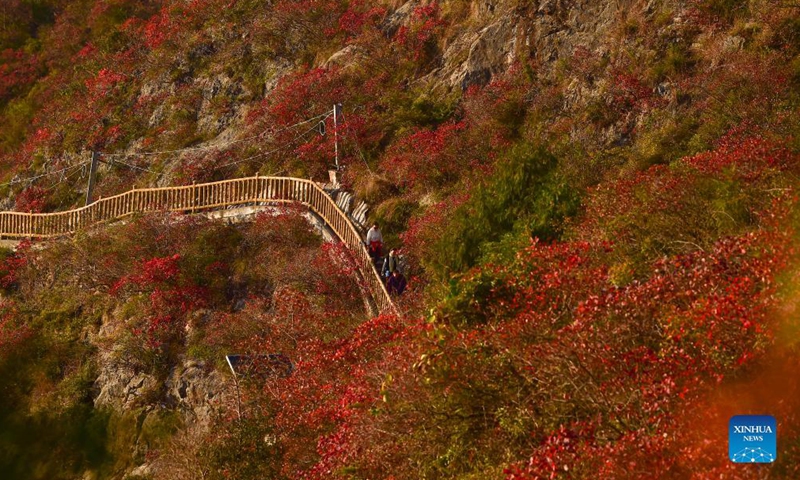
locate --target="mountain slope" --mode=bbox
[1,0,800,478]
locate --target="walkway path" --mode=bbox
[0,176,397,316]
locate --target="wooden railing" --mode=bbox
[0,176,398,316]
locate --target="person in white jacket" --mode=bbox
[366,224,383,260]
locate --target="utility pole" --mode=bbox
[333,103,342,171]
[85,151,100,206]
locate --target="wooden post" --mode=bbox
[191,182,196,213]
[85,151,100,206]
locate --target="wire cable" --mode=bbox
[339,110,374,175]
[99,156,161,174]
[215,113,332,170]
[43,162,88,191]
[0,160,91,189]
[100,111,332,158]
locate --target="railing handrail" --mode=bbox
[0,176,398,316]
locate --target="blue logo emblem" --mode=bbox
[729,415,776,463]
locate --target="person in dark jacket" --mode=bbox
[386,270,407,296]
[382,249,399,278]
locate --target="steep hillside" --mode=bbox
[2,0,800,478]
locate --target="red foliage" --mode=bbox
[0,240,30,289]
[337,1,386,38]
[14,186,47,213]
[382,120,467,188]
[499,200,794,478]
[394,2,446,62]
[686,130,797,178]
[112,253,207,349]
[576,131,799,254]
[0,49,40,102]
[142,8,172,50]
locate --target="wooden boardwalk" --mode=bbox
[0,176,397,316]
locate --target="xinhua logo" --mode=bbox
[729,415,777,463]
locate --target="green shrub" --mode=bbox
[424,144,579,279]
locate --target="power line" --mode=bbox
[98,156,160,174]
[43,162,88,191]
[100,111,332,159]
[0,160,91,189]
[339,109,374,175]
[1,109,333,197]
[215,113,332,170]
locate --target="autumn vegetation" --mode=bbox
[2,0,800,478]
